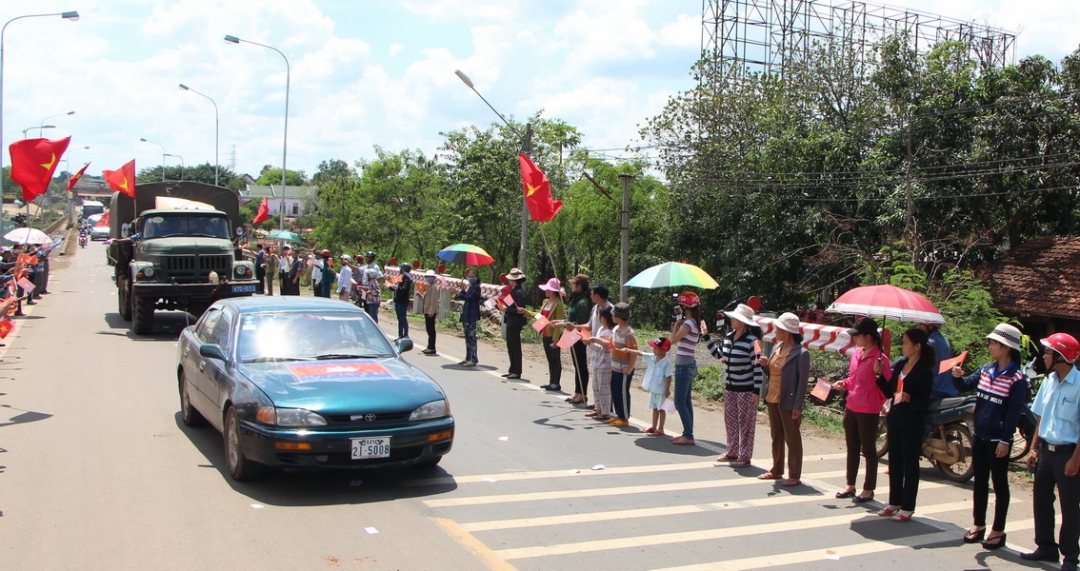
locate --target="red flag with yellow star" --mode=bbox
[0,318,14,339]
[65,162,91,191]
[518,152,562,222]
[8,137,70,202]
[103,159,136,198]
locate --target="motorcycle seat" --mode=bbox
[928,395,978,412]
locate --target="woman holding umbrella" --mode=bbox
[502,268,528,379]
[455,268,482,367]
[831,317,891,503]
[670,291,706,446]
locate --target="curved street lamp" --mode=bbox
[164,153,184,181]
[39,110,73,136]
[23,125,54,138]
[179,84,219,185]
[140,137,166,182]
[0,11,79,197]
[224,34,290,235]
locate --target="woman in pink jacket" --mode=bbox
[831,317,891,503]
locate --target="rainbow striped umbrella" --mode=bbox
[436,243,495,266]
[624,262,719,289]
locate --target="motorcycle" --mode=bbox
[876,395,977,482]
[78,232,88,248]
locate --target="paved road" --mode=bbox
[0,245,1059,570]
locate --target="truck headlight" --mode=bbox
[235,265,252,277]
[143,267,154,277]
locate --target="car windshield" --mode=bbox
[236,311,395,363]
[142,215,229,239]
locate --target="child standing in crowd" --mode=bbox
[627,338,674,435]
[586,307,615,421]
[608,302,638,428]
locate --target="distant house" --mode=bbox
[984,236,1080,339]
[242,185,317,217]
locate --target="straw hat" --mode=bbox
[724,303,757,327]
[986,323,1022,351]
[775,312,801,334]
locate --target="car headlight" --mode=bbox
[409,399,449,421]
[255,407,328,427]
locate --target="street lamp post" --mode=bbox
[454,69,530,274]
[224,34,290,237]
[0,11,79,198]
[178,84,218,185]
[140,138,166,181]
[164,153,184,181]
[39,110,73,136]
[23,125,54,138]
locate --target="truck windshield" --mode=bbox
[142,216,229,239]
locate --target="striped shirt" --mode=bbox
[610,325,638,369]
[676,318,699,358]
[707,330,763,393]
[954,361,1029,443]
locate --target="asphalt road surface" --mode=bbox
[0,245,1060,571]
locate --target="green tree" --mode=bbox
[256,165,307,186]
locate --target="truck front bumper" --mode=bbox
[131,280,260,298]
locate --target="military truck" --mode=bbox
[107,181,259,335]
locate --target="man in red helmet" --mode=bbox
[1025,332,1080,570]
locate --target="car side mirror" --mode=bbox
[396,337,413,354]
[199,344,228,361]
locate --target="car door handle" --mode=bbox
[199,361,206,372]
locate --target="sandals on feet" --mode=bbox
[835,490,856,499]
[731,460,751,467]
[757,472,782,480]
[781,479,801,487]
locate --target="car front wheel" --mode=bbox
[224,407,263,481]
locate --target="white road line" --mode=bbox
[492,500,974,559]
[459,480,958,532]
[650,518,1037,571]
[423,469,848,507]
[406,452,850,487]
[407,460,720,486]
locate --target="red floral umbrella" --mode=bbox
[826,284,944,325]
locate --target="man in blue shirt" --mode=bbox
[921,323,956,400]
[1024,333,1080,570]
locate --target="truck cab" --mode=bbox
[108,182,259,335]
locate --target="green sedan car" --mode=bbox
[176,296,453,480]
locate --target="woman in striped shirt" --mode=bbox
[708,303,763,465]
[952,323,1028,549]
[670,292,707,446]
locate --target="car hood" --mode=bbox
[139,237,234,255]
[238,357,446,414]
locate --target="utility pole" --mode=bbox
[520,123,533,274]
[618,173,634,302]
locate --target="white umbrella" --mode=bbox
[4,228,52,245]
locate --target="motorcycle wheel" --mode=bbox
[1009,426,1033,462]
[875,415,888,458]
[936,424,975,483]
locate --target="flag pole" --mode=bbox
[537,224,558,281]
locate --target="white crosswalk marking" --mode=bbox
[423,455,1030,570]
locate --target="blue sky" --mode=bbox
[0,0,1075,181]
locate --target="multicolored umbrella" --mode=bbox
[826,284,944,325]
[624,262,719,289]
[436,243,495,266]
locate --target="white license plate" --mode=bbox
[351,437,391,459]
[231,284,257,293]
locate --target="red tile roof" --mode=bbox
[986,237,1080,321]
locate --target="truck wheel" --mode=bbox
[132,294,155,335]
[118,278,132,321]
